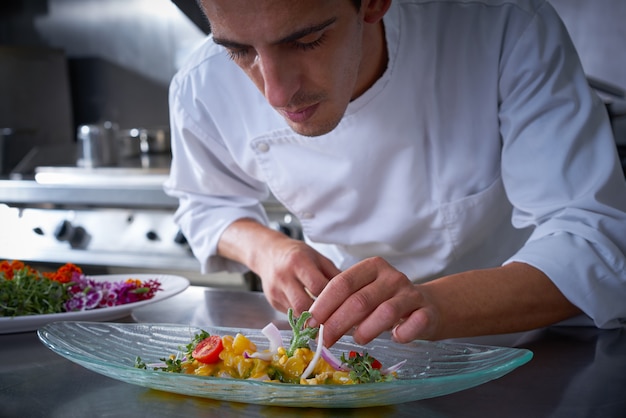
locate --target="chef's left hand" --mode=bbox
[308,256,437,346]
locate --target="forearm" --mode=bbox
[217,218,342,314]
[417,262,582,340]
[216,218,290,272]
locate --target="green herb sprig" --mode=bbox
[286,308,318,357]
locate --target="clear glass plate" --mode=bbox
[1,274,189,334]
[38,321,533,408]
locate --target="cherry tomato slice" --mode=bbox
[192,335,223,364]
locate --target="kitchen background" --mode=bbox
[0,0,624,287]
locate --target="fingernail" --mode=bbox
[391,323,400,341]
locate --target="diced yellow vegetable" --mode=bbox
[176,331,367,385]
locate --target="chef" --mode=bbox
[165,0,626,346]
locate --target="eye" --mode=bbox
[226,47,250,61]
[292,33,327,52]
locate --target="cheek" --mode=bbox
[323,27,363,99]
[326,46,361,103]
[238,62,267,96]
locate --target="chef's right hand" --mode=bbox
[217,218,341,315]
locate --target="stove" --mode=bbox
[0,149,300,282]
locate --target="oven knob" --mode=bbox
[146,230,159,241]
[174,230,187,245]
[69,226,87,248]
[54,220,88,248]
[54,220,73,241]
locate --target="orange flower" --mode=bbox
[125,278,142,287]
[0,260,35,280]
[43,263,83,283]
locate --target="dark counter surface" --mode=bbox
[1,286,625,417]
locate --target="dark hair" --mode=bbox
[197,1,363,30]
[199,0,362,11]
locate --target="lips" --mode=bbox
[281,103,319,123]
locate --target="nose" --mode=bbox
[254,52,300,108]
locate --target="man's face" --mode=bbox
[201,0,372,137]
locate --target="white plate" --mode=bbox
[0,274,189,334]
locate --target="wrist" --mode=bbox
[217,218,290,271]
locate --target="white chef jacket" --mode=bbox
[165,0,626,328]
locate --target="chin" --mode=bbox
[287,116,343,138]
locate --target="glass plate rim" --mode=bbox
[38,321,534,393]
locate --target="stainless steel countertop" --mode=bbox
[1,286,625,417]
[0,179,289,212]
[0,179,178,208]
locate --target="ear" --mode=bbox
[362,0,392,24]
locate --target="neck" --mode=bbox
[352,20,387,100]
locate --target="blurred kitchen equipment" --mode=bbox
[0,128,40,176]
[117,126,171,169]
[117,128,143,159]
[0,46,73,176]
[76,122,119,168]
[0,128,10,175]
[139,126,171,154]
[118,126,171,158]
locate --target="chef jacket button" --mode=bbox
[300,212,314,220]
[256,142,270,153]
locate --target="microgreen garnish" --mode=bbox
[340,351,394,384]
[286,308,318,357]
[134,355,184,372]
[134,356,148,369]
[186,330,211,358]
[160,356,184,373]
[134,330,213,372]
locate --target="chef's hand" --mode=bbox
[254,237,341,315]
[308,256,436,346]
[308,257,582,347]
[217,218,341,315]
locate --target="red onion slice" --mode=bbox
[382,359,407,375]
[300,324,325,381]
[262,322,284,352]
[244,351,273,361]
[320,346,349,371]
[243,322,283,361]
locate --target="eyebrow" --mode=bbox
[213,17,337,49]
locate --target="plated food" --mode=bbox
[1,261,189,333]
[0,260,161,316]
[38,321,533,407]
[135,309,406,385]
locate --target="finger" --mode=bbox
[310,259,390,344]
[318,255,342,280]
[308,258,379,325]
[283,282,315,316]
[262,284,289,313]
[351,294,418,345]
[392,308,436,343]
[297,254,340,298]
